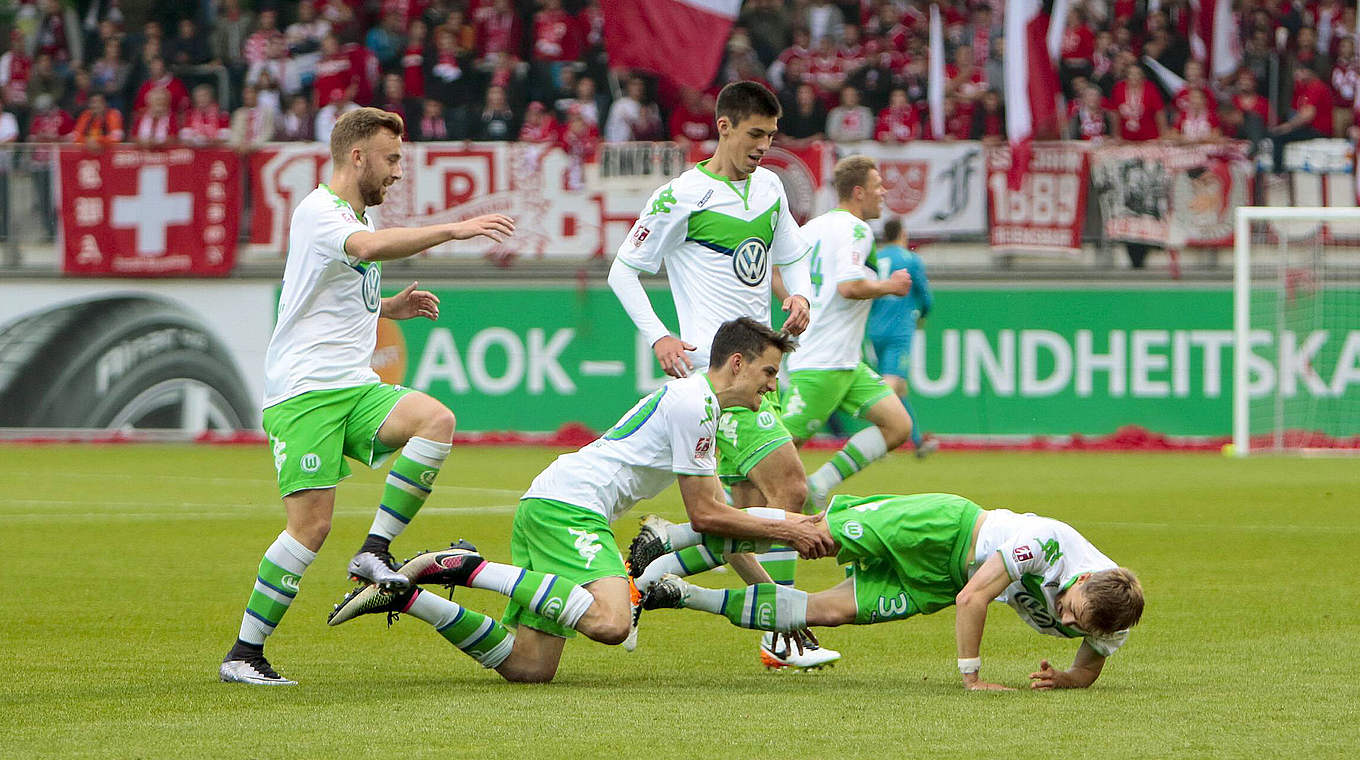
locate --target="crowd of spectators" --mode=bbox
[0,0,1355,161]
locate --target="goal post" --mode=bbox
[1233,206,1360,456]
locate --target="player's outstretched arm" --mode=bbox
[954,552,1015,691]
[345,214,515,261]
[1029,640,1107,690]
[676,475,836,559]
[837,270,911,300]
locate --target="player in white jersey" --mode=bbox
[779,156,916,509]
[635,492,1144,690]
[326,318,836,683]
[608,81,835,670]
[221,108,515,686]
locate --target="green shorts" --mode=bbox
[261,383,412,497]
[500,497,627,638]
[826,493,983,624]
[781,362,894,440]
[715,392,793,484]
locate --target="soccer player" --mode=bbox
[326,318,837,683]
[632,492,1143,690]
[779,156,918,509]
[607,80,832,668]
[219,107,516,686]
[866,217,936,458]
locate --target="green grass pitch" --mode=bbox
[2,445,1356,758]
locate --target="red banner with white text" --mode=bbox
[60,147,240,276]
[987,141,1089,254]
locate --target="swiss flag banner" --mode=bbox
[603,0,741,90]
[60,147,240,277]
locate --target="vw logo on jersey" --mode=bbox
[361,265,381,313]
[731,237,768,287]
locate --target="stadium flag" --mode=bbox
[1143,55,1187,97]
[1003,0,1061,188]
[928,4,945,138]
[602,0,741,90]
[1045,0,1071,63]
[1190,0,1240,78]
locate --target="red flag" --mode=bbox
[1004,0,1061,188]
[1191,0,1241,78]
[603,0,741,90]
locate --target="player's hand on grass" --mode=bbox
[775,628,819,656]
[451,214,516,242]
[381,282,440,321]
[781,295,811,334]
[1028,660,1075,690]
[653,335,697,377]
[881,270,912,296]
[784,511,835,559]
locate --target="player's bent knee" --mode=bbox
[498,662,558,684]
[421,406,456,442]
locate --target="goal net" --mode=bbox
[1233,207,1360,455]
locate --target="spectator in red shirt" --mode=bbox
[1172,60,1217,115]
[132,88,176,146]
[559,108,599,189]
[947,45,986,121]
[1270,64,1334,170]
[769,27,812,92]
[476,0,520,64]
[243,9,284,69]
[133,57,188,115]
[26,92,70,237]
[807,35,846,104]
[970,89,1006,142]
[1229,70,1270,139]
[313,34,355,109]
[874,88,922,142]
[837,23,867,76]
[932,95,973,140]
[180,84,229,145]
[426,27,472,107]
[1068,84,1116,140]
[668,88,716,146]
[1112,65,1167,141]
[401,20,429,99]
[0,30,32,108]
[1173,89,1222,142]
[229,85,276,152]
[519,101,560,143]
[532,0,582,62]
[1059,7,1096,93]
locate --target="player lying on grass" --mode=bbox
[327,318,836,682]
[630,492,1144,690]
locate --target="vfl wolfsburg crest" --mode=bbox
[732,237,768,287]
[361,264,382,313]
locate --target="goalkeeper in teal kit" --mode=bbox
[866,217,934,456]
[631,492,1144,690]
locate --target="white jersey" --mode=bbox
[970,509,1130,657]
[785,209,877,371]
[523,374,719,522]
[263,185,380,407]
[616,162,811,368]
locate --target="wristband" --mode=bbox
[957,657,981,675]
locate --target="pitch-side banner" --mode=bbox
[851,141,987,237]
[59,147,241,276]
[1090,142,1253,247]
[986,141,1089,254]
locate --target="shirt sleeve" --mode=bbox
[1084,630,1129,657]
[615,181,687,275]
[832,224,874,284]
[908,255,932,317]
[666,386,718,476]
[770,182,812,266]
[312,200,371,264]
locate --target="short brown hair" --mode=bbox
[715,81,781,126]
[708,317,796,369]
[329,107,405,162]
[1083,568,1144,634]
[833,155,877,201]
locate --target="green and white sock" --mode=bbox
[809,426,889,494]
[640,507,783,590]
[467,562,595,630]
[681,581,808,632]
[237,530,315,646]
[369,437,451,542]
[406,589,515,668]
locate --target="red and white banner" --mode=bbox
[1192,0,1241,79]
[854,141,987,237]
[987,141,1090,254]
[1004,0,1062,185]
[1089,142,1252,247]
[603,0,740,90]
[60,147,240,276]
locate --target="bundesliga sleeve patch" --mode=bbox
[631,225,651,246]
[694,436,713,457]
[1012,545,1034,563]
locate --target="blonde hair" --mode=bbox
[330,107,405,163]
[833,155,877,202]
[1083,568,1144,634]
